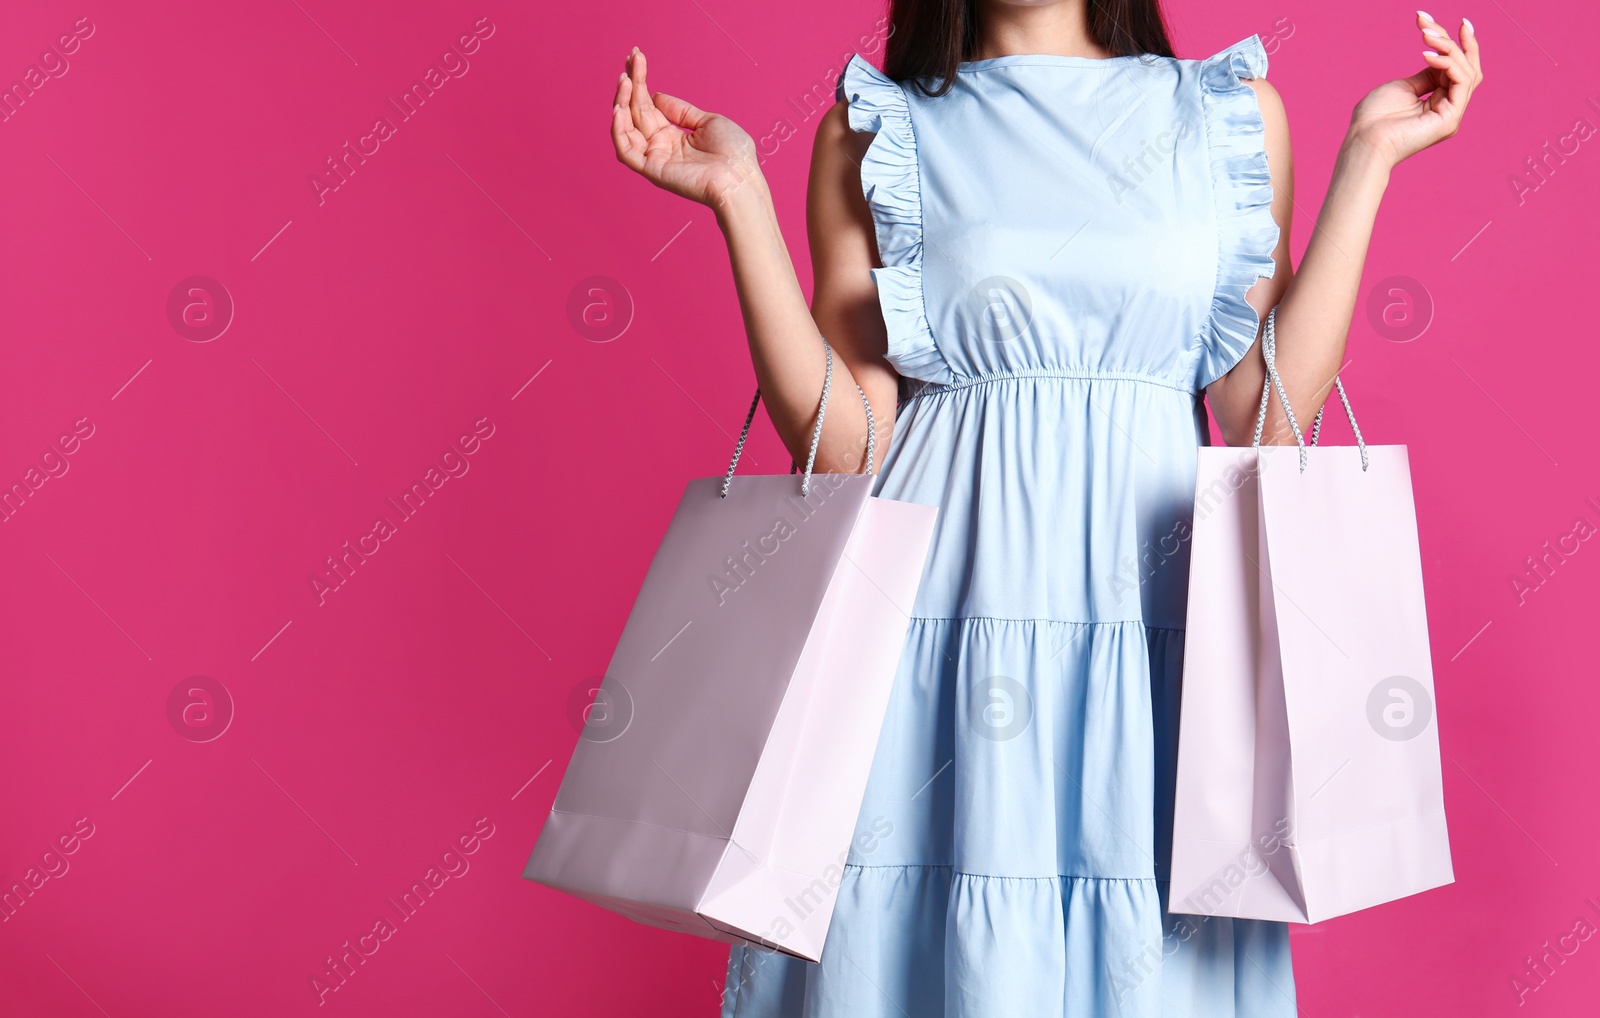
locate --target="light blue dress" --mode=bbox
[722,35,1295,1018]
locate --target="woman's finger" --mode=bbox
[612,69,650,170]
[1418,13,1463,60]
[653,92,711,130]
[618,70,644,130]
[1427,12,1472,91]
[628,47,667,137]
[1461,18,1484,81]
[1397,68,1438,97]
[612,102,646,171]
[1421,49,1454,74]
[1417,51,1466,119]
[1416,57,1469,126]
[1422,46,1469,83]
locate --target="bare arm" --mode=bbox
[1206,13,1484,446]
[612,50,895,473]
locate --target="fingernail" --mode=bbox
[1463,17,1474,31]
[1417,10,1434,21]
[1424,28,1447,38]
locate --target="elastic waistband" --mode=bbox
[901,369,1200,402]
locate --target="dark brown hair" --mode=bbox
[885,0,1176,96]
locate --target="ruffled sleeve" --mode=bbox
[835,55,952,384]
[1193,35,1280,391]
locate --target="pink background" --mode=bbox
[1,0,1595,1014]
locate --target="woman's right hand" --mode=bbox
[611,48,762,210]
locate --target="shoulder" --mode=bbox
[1243,77,1287,129]
[1191,36,1291,160]
[817,100,853,143]
[814,55,896,164]
[1243,77,1292,169]
[814,100,873,167]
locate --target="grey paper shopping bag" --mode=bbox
[525,344,938,960]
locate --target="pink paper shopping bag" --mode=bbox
[524,345,937,961]
[1170,309,1454,923]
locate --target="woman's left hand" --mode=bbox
[1348,12,1484,167]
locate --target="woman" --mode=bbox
[611,1,1481,1014]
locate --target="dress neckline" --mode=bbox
[956,52,1168,72]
